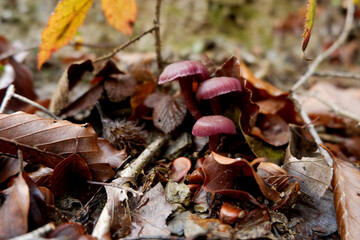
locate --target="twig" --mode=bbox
[288,0,355,167]
[94,27,157,63]
[119,134,169,179]
[290,93,334,166]
[0,84,15,113]
[309,91,360,125]
[92,134,169,239]
[0,45,38,61]
[291,0,355,92]
[154,0,163,73]
[0,85,61,120]
[314,71,360,80]
[10,222,56,240]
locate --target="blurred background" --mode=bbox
[1,0,359,95]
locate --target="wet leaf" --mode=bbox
[145,93,187,133]
[168,157,192,183]
[100,0,137,35]
[284,125,332,199]
[0,170,30,238]
[332,157,360,239]
[129,183,173,237]
[0,112,115,181]
[38,0,94,69]
[302,0,317,53]
[0,156,21,184]
[202,152,280,206]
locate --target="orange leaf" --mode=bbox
[37,0,94,69]
[333,157,360,240]
[101,0,138,35]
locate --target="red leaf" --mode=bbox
[169,157,192,183]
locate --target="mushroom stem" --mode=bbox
[208,134,219,152]
[179,79,203,120]
[209,96,222,115]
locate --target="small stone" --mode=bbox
[168,211,192,236]
[165,181,191,206]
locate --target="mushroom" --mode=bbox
[196,77,242,115]
[158,61,210,119]
[192,115,236,152]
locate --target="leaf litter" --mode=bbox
[1,2,360,237]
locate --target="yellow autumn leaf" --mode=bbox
[101,0,138,35]
[302,0,317,53]
[37,0,94,69]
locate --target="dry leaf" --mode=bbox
[145,93,187,133]
[100,0,137,35]
[202,152,280,206]
[332,157,360,240]
[129,183,173,237]
[168,157,192,183]
[49,60,94,115]
[284,125,332,199]
[0,112,115,181]
[0,171,30,238]
[37,0,94,68]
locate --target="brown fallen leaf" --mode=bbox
[332,157,360,240]
[284,125,332,199]
[0,36,37,111]
[129,81,156,119]
[129,183,173,237]
[0,170,30,238]
[0,112,115,181]
[145,92,187,133]
[202,152,280,207]
[48,222,87,240]
[49,60,94,115]
[251,114,290,147]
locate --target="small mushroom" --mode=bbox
[159,61,210,119]
[192,115,236,152]
[196,77,242,115]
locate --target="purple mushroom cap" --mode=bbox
[196,77,242,102]
[158,60,210,85]
[192,115,236,136]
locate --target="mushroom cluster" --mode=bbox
[159,61,244,152]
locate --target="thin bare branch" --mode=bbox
[0,84,61,120]
[309,91,360,125]
[154,0,163,73]
[94,26,157,63]
[290,92,334,166]
[0,45,38,61]
[314,71,360,80]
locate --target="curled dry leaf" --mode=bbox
[284,125,332,199]
[145,92,187,133]
[0,171,30,239]
[302,0,317,53]
[0,112,116,181]
[48,222,87,239]
[49,60,94,115]
[332,157,360,239]
[168,157,192,183]
[202,152,280,207]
